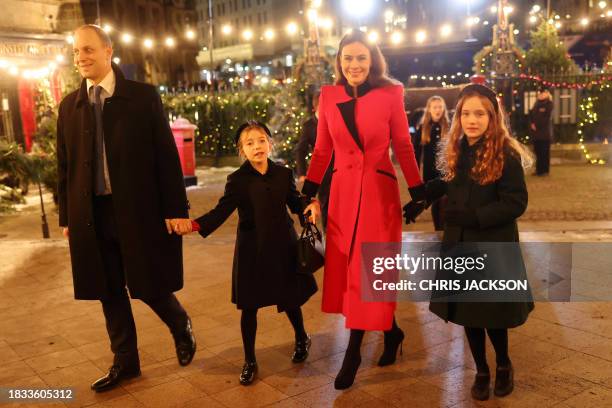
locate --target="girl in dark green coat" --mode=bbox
[406,84,534,401]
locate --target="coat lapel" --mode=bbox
[335,82,372,153]
[336,98,363,152]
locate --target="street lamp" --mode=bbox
[580,18,589,26]
[264,28,275,40]
[342,0,374,24]
[390,31,402,45]
[320,18,333,30]
[459,0,477,42]
[165,37,176,47]
[307,8,318,22]
[102,24,112,33]
[222,24,232,35]
[143,38,154,49]
[440,24,452,37]
[415,30,427,44]
[242,29,253,41]
[185,29,196,40]
[367,30,379,43]
[286,22,298,35]
[121,33,133,44]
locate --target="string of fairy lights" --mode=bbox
[1,0,609,79]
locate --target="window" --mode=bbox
[263,11,267,24]
[222,3,225,15]
[257,13,261,25]
[138,5,146,31]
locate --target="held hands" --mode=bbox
[303,199,321,225]
[403,200,427,224]
[164,218,195,235]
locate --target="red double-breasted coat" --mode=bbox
[303,82,423,330]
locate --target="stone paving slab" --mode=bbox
[1,163,612,407]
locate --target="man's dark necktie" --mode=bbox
[93,85,106,195]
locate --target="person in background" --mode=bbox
[295,91,333,230]
[413,96,450,230]
[529,87,554,176]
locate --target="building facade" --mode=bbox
[0,0,82,147]
[80,0,200,86]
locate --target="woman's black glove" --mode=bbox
[445,208,479,228]
[298,195,312,227]
[403,200,427,224]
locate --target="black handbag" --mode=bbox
[296,222,325,275]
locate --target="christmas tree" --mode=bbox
[524,21,579,77]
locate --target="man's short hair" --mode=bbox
[75,24,113,47]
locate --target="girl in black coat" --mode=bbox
[175,121,317,386]
[406,84,534,401]
[413,96,450,230]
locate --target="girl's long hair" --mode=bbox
[334,30,399,88]
[436,92,533,185]
[419,96,450,145]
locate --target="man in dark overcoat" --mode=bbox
[57,25,196,392]
[529,87,554,176]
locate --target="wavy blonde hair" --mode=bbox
[436,92,532,185]
[420,96,450,145]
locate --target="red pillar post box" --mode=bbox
[170,117,198,187]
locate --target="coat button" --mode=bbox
[347,164,353,169]
[87,221,92,227]
[349,150,354,155]
[83,191,89,197]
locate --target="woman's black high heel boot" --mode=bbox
[334,329,364,390]
[378,319,405,366]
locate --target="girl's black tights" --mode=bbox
[240,307,307,363]
[464,327,510,373]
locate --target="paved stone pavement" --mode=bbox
[1,163,612,407]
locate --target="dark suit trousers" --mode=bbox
[93,195,188,368]
[534,140,551,175]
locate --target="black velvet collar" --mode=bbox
[242,158,276,176]
[343,81,372,98]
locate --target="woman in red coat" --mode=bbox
[303,31,425,389]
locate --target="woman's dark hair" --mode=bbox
[334,30,399,88]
